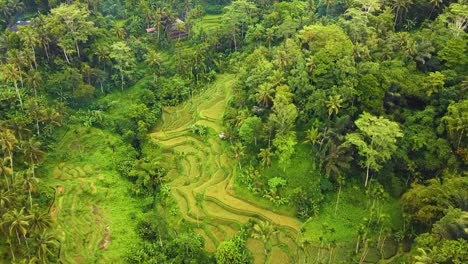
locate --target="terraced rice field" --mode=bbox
[150,74,304,263]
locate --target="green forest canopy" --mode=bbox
[0,0,467,263]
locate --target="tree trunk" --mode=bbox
[75,40,81,59]
[36,119,40,136]
[232,32,237,51]
[9,240,15,260]
[334,184,341,215]
[31,46,37,70]
[13,82,23,109]
[355,236,360,254]
[3,173,10,191]
[29,188,33,209]
[394,8,400,28]
[457,129,464,149]
[43,43,50,61]
[63,50,70,64]
[364,164,370,187]
[120,71,124,91]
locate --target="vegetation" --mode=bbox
[0,0,466,263]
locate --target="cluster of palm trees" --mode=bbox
[1,182,59,262]
[0,121,60,261]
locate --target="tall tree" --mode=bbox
[1,63,24,108]
[345,112,403,187]
[110,42,136,91]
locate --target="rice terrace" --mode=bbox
[0,0,466,263]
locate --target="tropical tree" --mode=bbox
[27,208,52,234]
[251,220,276,256]
[1,63,24,108]
[110,42,136,91]
[34,231,59,263]
[20,170,39,208]
[345,112,403,187]
[232,142,246,170]
[47,3,95,60]
[18,26,40,70]
[325,95,344,117]
[146,50,164,82]
[255,83,275,107]
[21,137,44,172]
[258,147,273,168]
[0,128,18,180]
[5,207,29,245]
[25,70,42,98]
[442,100,467,149]
[0,189,14,211]
[392,0,414,27]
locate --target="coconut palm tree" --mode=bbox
[34,231,59,263]
[1,63,24,108]
[28,208,52,234]
[5,207,30,245]
[18,26,40,70]
[255,83,275,107]
[32,15,52,61]
[21,137,44,172]
[251,220,276,256]
[232,142,245,170]
[0,128,18,180]
[258,147,273,168]
[392,0,414,27]
[0,189,14,211]
[325,95,344,117]
[25,70,42,98]
[20,170,39,209]
[146,50,164,82]
[0,156,13,190]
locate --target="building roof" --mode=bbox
[8,20,32,32]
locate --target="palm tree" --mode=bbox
[304,127,322,146]
[265,28,275,50]
[0,189,14,211]
[32,15,52,61]
[392,0,414,28]
[5,207,30,245]
[25,70,42,98]
[146,50,164,82]
[232,142,245,170]
[28,208,52,234]
[0,128,18,181]
[429,0,443,17]
[255,83,275,107]
[1,63,24,108]
[21,138,44,172]
[325,95,343,117]
[251,220,276,256]
[20,170,39,208]
[0,156,13,190]
[18,27,40,70]
[35,231,59,263]
[258,147,273,168]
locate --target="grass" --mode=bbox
[37,74,160,262]
[40,126,143,262]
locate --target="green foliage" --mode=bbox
[345,112,403,186]
[273,131,297,170]
[401,175,468,229]
[190,124,209,136]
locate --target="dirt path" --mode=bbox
[150,75,302,263]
